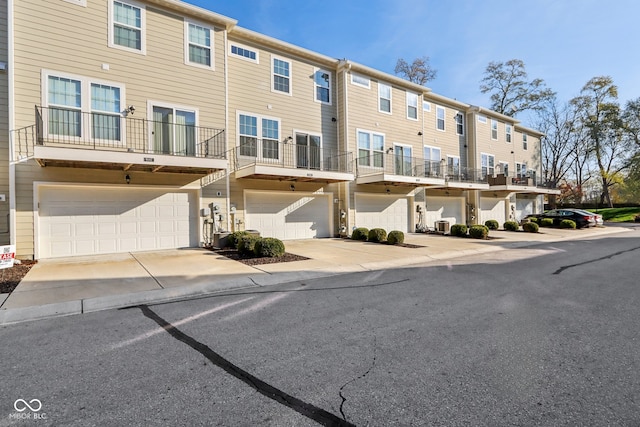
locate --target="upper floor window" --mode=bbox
[238,113,280,160]
[455,112,464,135]
[357,130,384,167]
[406,92,418,120]
[272,57,291,95]
[185,22,212,69]
[436,106,445,131]
[523,133,528,150]
[499,161,509,176]
[63,0,87,6]
[314,69,331,104]
[447,156,460,175]
[481,153,495,177]
[351,73,370,89]
[378,83,392,114]
[478,115,487,124]
[491,119,498,140]
[506,124,512,143]
[424,145,441,177]
[109,0,145,54]
[516,162,527,178]
[423,101,431,112]
[230,43,258,63]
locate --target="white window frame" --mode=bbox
[436,106,445,131]
[393,143,413,175]
[108,0,146,55]
[455,112,464,135]
[229,42,259,64]
[293,130,324,169]
[42,69,126,145]
[351,73,370,89]
[63,0,87,6]
[423,101,431,112]
[499,161,509,176]
[447,155,461,176]
[314,68,332,105]
[378,83,392,114]
[147,100,200,155]
[523,133,528,150]
[505,124,512,143]
[236,110,281,160]
[271,56,292,96]
[184,20,214,70]
[491,119,498,140]
[406,92,418,121]
[478,115,487,124]
[516,162,528,178]
[423,145,441,177]
[356,129,385,168]
[481,152,495,177]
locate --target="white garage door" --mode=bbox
[425,196,464,228]
[355,194,409,233]
[38,186,197,259]
[245,192,331,240]
[516,198,535,222]
[480,197,506,226]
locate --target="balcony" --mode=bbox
[487,173,561,194]
[356,153,445,186]
[231,139,354,183]
[11,106,227,175]
[444,166,490,190]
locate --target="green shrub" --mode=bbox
[504,221,519,231]
[237,234,261,256]
[254,237,285,257]
[528,217,539,224]
[560,219,576,229]
[450,224,468,237]
[540,218,554,227]
[522,221,539,233]
[469,225,489,239]
[351,227,369,241]
[227,231,249,248]
[368,228,387,243]
[484,219,499,230]
[387,230,405,245]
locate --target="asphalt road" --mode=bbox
[1,229,640,426]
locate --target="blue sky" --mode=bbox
[185,0,638,125]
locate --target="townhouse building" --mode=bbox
[1,0,557,260]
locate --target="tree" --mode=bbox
[394,56,437,86]
[480,59,556,117]
[571,76,630,208]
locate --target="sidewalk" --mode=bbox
[0,225,629,325]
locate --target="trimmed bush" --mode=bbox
[450,224,468,237]
[227,231,249,248]
[254,237,285,257]
[368,228,387,243]
[540,218,554,227]
[237,234,261,256]
[484,219,499,230]
[522,221,539,233]
[504,221,519,231]
[560,219,577,229]
[469,224,489,239]
[387,230,405,245]
[351,227,369,241]
[528,217,539,224]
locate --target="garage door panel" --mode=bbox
[355,195,409,233]
[480,198,506,225]
[425,196,463,227]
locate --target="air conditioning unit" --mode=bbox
[435,220,450,234]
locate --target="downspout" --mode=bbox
[223,27,231,232]
[341,61,352,234]
[8,0,16,246]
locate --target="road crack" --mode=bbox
[338,335,378,423]
[553,245,640,275]
[138,304,354,427]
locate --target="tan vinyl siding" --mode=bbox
[0,0,9,244]
[422,97,467,167]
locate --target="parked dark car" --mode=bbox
[522,208,597,229]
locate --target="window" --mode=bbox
[447,156,460,176]
[481,153,495,178]
[238,113,280,159]
[351,73,370,88]
[272,57,291,95]
[378,83,391,114]
[394,144,413,176]
[424,145,441,176]
[44,71,124,142]
[455,112,464,135]
[523,133,528,150]
[230,43,258,63]
[423,101,431,112]
[63,0,87,6]
[516,162,527,178]
[478,115,487,124]
[506,124,512,143]
[109,0,145,54]
[151,104,197,156]
[406,92,418,120]
[357,130,384,167]
[436,106,445,131]
[499,161,509,176]
[491,119,498,140]
[314,69,331,104]
[185,22,212,68]
[295,132,322,169]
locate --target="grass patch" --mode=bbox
[590,207,640,222]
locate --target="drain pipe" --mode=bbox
[8,0,16,247]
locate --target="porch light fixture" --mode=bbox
[290,184,295,191]
[124,105,135,116]
[125,174,131,184]
[418,131,423,136]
